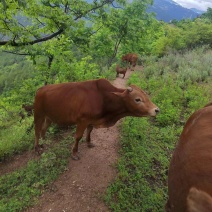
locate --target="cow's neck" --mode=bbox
[98,91,130,127]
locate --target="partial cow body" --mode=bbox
[122,53,138,71]
[34,78,159,160]
[187,187,212,212]
[166,104,212,212]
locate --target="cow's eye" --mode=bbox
[135,98,142,103]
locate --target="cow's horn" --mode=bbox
[127,87,133,92]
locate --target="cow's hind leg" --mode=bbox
[131,63,136,71]
[86,125,94,148]
[72,123,87,160]
[34,117,45,154]
[41,117,52,139]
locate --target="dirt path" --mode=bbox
[24,69,134,212]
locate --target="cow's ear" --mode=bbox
[111,88,132,97]
[111,91,125,97]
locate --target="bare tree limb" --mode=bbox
[107,36,122,68]
[18,21,40,39]
[2,50,31,56]
[74,0,114,20]
[111,2,124,9]
[107,19,128,68]
[0,28,64,46]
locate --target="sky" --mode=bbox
[172,0,212,11]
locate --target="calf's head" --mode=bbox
[114,85,160,117]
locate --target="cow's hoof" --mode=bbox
[34,146,43,155]
[71,154,80,160]
[39,144,44,148]
[87,143,95,148]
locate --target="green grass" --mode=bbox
[106,119,181,211]
[0,135,74,211]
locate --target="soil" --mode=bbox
[0,67,142,212]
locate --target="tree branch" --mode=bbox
[107,20,128,68]
[18,21,40,39]
[0,28,64,46]
[74,0,114,20]
[107,36,122,68]
[0,0,114,47]
[111,2,124,9]
[2,50,31,56]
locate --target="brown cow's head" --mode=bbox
[113,85,160,117]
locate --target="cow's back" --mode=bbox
[34,79,123,125]
[130,53,138,61]
[167,105,212,212]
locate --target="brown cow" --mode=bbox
[122,53,138,71]
[166,104,212,212]
[34,78,160,160]
[116,64,127,78]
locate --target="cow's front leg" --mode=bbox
[86,125,95,148]
[72,123,87,160]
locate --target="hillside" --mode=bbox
[147,0,202,22]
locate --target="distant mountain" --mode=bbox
[147,0,203,22]
[190,8,204,15]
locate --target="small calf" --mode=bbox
[116,65,127,78]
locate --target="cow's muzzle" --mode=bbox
[149,107,160,117]
[155,108,160,114]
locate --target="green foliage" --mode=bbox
[152,24,186,56]
[152,19,212,56]
[0,117,34,161]
[54,56,102,83]
[0,52,34,94]
[0,0,126,48]
[201,8,212,21]
[89,0,155,67]
[182,19,212,49]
